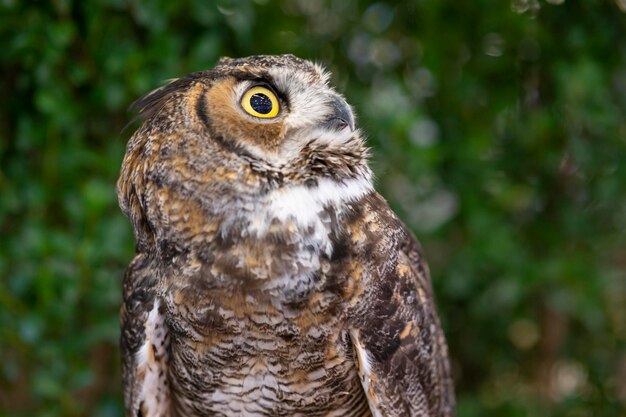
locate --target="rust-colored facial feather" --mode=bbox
[198,77,286,151]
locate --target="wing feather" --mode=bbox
[120,253,171,417]
[346,193,455,417]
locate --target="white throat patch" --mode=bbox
[248,175,373,254]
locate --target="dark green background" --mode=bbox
[1,1,625,416]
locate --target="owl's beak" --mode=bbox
[325,96,355,132]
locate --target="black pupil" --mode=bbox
[250,93,273,114]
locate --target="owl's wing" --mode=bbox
[347,194,455,417]
[120,253,171,417]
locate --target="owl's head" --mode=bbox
[130,54,360,163]
[118,55,371,249]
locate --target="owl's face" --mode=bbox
[202,55,356,163]
[133,55,358,166]
[120,55,371,248]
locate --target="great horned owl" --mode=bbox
[117,54,455,417]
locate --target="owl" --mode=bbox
[117,54,455,417]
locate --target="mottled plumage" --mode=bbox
[117,54,455,416]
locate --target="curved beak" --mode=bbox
[324,95,355,132]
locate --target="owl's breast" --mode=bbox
[159,225,367,415]
[162,287,370,416]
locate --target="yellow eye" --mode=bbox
[241,86,280,119]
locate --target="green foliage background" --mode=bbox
[1,1,625,416]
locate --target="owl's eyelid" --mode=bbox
[235,77,286,103]
[247,80,282,99]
